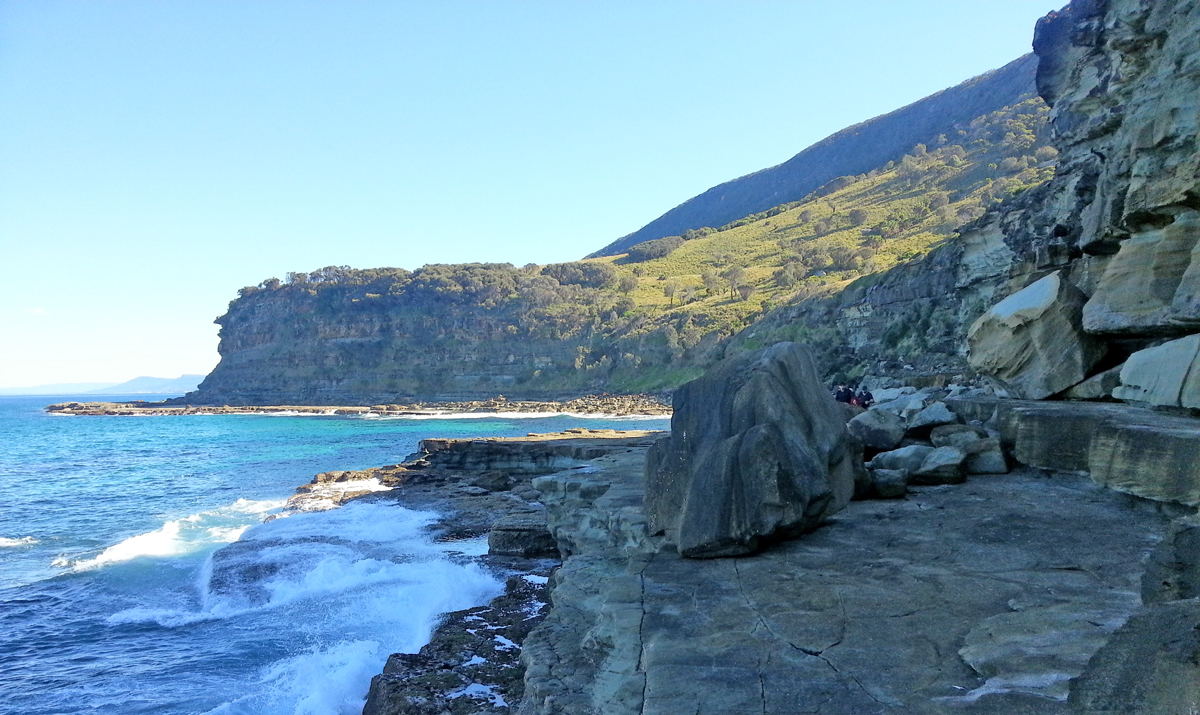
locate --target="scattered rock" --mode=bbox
[847,409,907,451]
[868,468,909,499]
[965,439,1010,475]
[967,271,1107,399]
[869,445,935,473]
[644,343,860,558]
[929,424,987,450]
[1064,364,1124,401]
[871,386,917,403]
[913,446,967,484]
[906,401,958,436]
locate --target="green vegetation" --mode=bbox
[229,97,1053,395]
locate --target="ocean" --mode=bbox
[0,395,668,715]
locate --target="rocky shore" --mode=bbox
[268,429,665,714]
[316,383,1200,714]
[43,393,671,417]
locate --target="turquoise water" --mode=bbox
[0,395,668,714]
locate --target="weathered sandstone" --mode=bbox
[967,271,1106,399]
[644,343,859,558]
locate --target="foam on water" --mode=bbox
[288,477,393,512]
[0,536,38,547]
[60,498,285,571]
[115,502,507,715]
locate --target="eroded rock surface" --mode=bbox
[523,452,1180,714]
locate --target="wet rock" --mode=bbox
[488,512,557,558]
[645,342,859,558]
[967,271,1107,399]
[847,409,907,451]
[1112,333,1200,408]
[363,573,552,715]
[913,446,967,484]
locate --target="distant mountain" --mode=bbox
[87,375,206,395]
[0,382,119,396]
[589,53,1037,257]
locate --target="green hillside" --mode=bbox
[577,95,1054,388]
[201,96,1054,403]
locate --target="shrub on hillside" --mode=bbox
[541,261,617,289]
[626,235,684,262]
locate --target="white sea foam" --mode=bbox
[287,478,393,512]
[177,501,504,715]
[64,498,285,572]
[0,536,38,547]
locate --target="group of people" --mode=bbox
[834,384,874,408]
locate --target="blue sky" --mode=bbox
[0,1,1060,387]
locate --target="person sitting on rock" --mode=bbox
[834,385,852,403]
[855,387,874,409]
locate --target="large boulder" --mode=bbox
[1112,333,1200,408]
[644,342,860,558]
[967,271,1107,399]
[847,409,906,451]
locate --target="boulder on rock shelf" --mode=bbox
[847,409,907,451]
[869,445,935,474]
[1112,334,1200,408]
[929,424,987,450]
[966,438,1010,475]
[906,401,958,436]
[967,271,1107,399]
[644,342,860,558]
[868,468,909,499]
[913,446,967,484]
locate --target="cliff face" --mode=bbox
[728,0,1200,390]
[191,265,616,405]
[589,55,1037,258]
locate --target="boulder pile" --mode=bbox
[848,387,1009,500]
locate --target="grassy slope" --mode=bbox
[577,97,1053,390]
